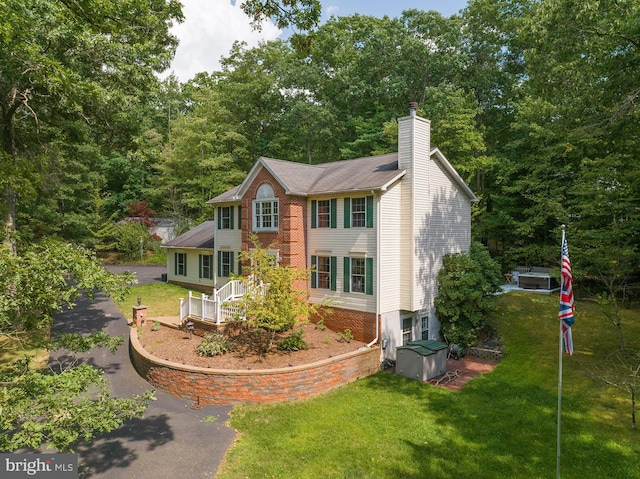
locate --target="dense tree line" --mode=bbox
[0,0,638,452]
[2,0,639,297]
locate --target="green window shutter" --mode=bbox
[238,205,242,229]
[330,256,337,291]
[209,255,214,279]
[366,258,374,295]
[366,196,374,228]
[344,198,351,228]
[311,255,317,288]
[237,256,242,276]
[311,200,317,228]
[183,254,187,276]
[343,257,350,292]
[174,252,178,275]
[217,251,222,277]
[217,207,221,229]
[199,254,203,278]
[230,206,234,230]
[330,199,337,228]
[230,252,234,274]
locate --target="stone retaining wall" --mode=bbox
[464,346,502,361]
[129,327,381,405]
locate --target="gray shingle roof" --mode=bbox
[208,152,405,203]
[162,221,214,249]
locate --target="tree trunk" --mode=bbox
[2,187,17,254]
[2,107,17,254]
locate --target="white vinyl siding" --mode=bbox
[427,156,473,308]
[213,202,243,289]
[379,181,404,313]
[307,195,377,313]
[166,248,215,289]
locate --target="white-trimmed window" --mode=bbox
[402,315,413,345]
[420,313,429,340]
[351,257,366,293]
[318,200,330,227]
[253,184,279,231]
[343,196,373,228]
[351,197,366,227]
[199,254,213,279]
[174,252,187,276]
[343,256,373,295]
[218,251,233,278]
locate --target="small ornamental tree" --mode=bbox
[237,235,325,355]
[435,242,503,346]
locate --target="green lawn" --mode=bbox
[114,282,195,319]
[216,292,640,479]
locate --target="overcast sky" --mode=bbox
[161,0,469,82]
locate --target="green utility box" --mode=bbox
[396,340,448,381]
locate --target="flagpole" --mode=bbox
[557,225,565,479]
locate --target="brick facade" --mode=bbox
[241,168,308,276]
[129,326,380,405]
[312,307,378,344]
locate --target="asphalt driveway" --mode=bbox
[51,266,236,478]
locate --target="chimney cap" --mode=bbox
[409,102,418,116]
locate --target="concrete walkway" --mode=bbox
[52,266,236,479]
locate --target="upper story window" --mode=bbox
[351,198,366,227]
[218,206,232,230]
[253,184,279,231]
[311,199,337,229]
[344,196,374,228]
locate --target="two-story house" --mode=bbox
[203,105,477,360]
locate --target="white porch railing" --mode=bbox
[179,279,250,325]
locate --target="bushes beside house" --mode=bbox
[435,242,503,346]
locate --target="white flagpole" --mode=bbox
[557,225,565,479]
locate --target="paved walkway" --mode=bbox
[52,266,236,479]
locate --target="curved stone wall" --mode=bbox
[129,327,380,405]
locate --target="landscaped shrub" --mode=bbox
[435,242,503,347]
[338,329,353,343]
[277,329,309,352]
[196,333,234,357]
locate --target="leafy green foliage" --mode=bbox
[337,329,353,343]
[0,238,154,452]
[1,0,183,246]
[277,329,309,352]
[196,333,234,357]
[435,242,503,346]
[240,0,321,31]
[0,363,154,452]
[238,235,323,354]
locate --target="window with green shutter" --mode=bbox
[218,206,233,229]
[175,252,187,276]
[199,254,213,279]
[311,255,334,290]
[343,257,374,295]
[218,251,232,277]
[344,196,373,228]
[312,199,336,229]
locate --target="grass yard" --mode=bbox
[216,292,640,479]
[114,282,194,319]
[0,329,49,369]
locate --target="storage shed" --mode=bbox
[396,340,448,381]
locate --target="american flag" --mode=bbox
[558,236,574,355]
